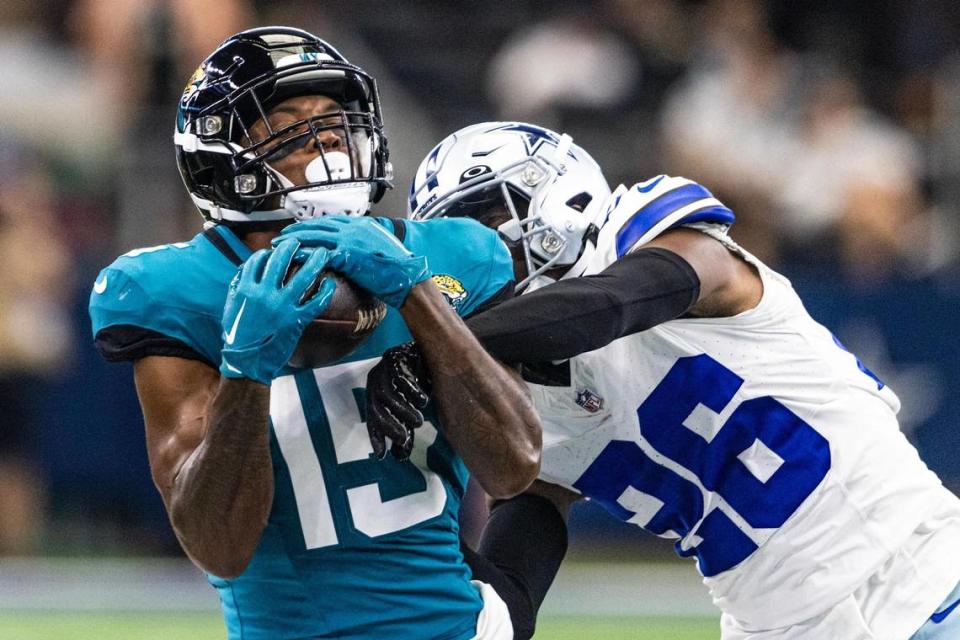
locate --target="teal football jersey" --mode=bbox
[89,218,515,640]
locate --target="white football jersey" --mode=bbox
[531,176,960,632]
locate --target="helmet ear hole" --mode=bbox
[565,191,593,212]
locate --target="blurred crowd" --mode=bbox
[1,0,958,556]
[483,0,960,282]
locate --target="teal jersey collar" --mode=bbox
[204,225,254,265]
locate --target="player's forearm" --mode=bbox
[463,485,573,639]
[168,377,273,578]
[400,282,541,498]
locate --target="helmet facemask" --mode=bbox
[233,93,383,218]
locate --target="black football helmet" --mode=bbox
[175,26,391,224]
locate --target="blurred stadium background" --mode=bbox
[1,0,959,638]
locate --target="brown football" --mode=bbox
[287,269,386,369]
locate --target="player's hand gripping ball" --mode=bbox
[274,216,431,308]
[220,242,337,384]
[285,254,387,369]
[364,342,431,460]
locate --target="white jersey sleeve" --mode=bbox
[569,175,735,278]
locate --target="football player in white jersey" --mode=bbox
[365,122,960,640]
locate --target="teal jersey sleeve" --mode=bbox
[399,217,515,317]
[88,235,238,367]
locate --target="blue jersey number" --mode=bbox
[574,354,831,576]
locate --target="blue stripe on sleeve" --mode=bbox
[672,205,736,228]
[615,183,734,257]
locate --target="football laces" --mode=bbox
[354,302,387,334]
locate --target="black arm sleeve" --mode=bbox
[461,494,569,640]
[465,247,700,364]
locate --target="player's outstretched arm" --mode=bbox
[135,357,272,578]
[465,228,760,364]
[399,281,542,499]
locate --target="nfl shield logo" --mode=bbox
[575,388,604,413]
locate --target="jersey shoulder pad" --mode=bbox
[88,235,233,365]
[601,175,735,258]
[403,217,515,317]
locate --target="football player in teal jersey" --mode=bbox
[89,28,540,640]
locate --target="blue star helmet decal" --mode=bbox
[491,123,577,159]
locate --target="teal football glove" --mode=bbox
[274,216,430,308]
[220,241,336,384]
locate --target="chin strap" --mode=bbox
[271,152,373,219]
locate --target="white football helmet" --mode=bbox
[409,122,611,290]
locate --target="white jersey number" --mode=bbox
[270,359,447,549]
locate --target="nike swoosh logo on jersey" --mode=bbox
[224,299,246,345]
[636,175,666,193]
[931,597,960,624]
[93,275,108,294]
[223,361,242,375]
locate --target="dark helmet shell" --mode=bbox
[175,26,390,224]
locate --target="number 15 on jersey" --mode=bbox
[269,359,455,549]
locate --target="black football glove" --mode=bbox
[365,342,432,461]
